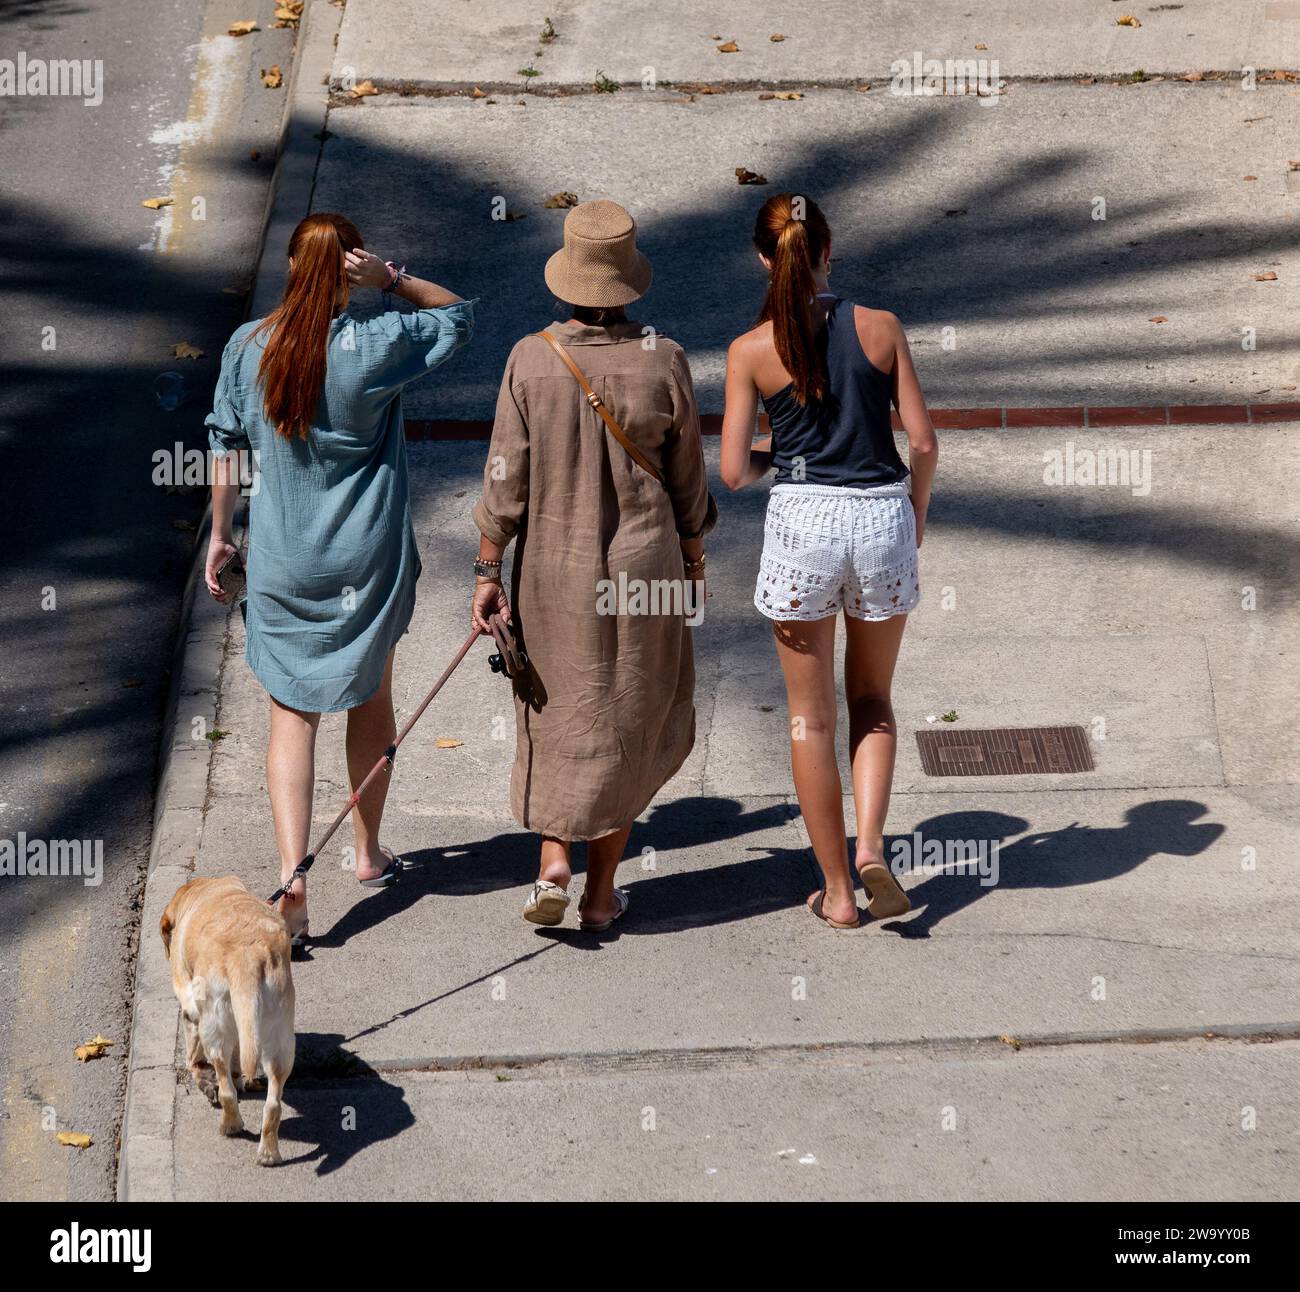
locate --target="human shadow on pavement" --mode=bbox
[314,796,796,947]
[883,799,1225,939]
[273,1031,414,1177]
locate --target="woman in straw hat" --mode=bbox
[471,200,716,931]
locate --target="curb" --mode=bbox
[404,403,1300,441]
[116,0,342,1204]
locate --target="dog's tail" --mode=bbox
[230,967,262,1084]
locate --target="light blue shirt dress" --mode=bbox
[205,301,475,712]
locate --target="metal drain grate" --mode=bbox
[915,726,1094,776]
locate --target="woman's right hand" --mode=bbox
[471,578,511,635]
[344,247,392,290]
[912,498,928,548]
[205,535,238,602]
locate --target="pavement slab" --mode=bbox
[172,1036,1300,1200]
[309,85,1300,414]
[334,0,1300,90]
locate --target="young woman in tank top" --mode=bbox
[721,193,938,930]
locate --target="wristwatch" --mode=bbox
[474,559,503,581]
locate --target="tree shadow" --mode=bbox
[881,798,1226,938]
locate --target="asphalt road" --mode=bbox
[0,0,294,1200]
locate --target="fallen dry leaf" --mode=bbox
[856,82,872,93]
[503,209,527,221]
[1079,76,1095,85]
[735,167,767,185]
[141,196,174,210]
[1177,71,1205,82]
[773,91,802,100]
[543,191,579,208]
[274,2,303,22]
[228,20,259,36]
[171,342,204,360]
[349,80,379,98]
[975,43,988,51]
[717,40,740,53]
[57,1131,92,1149]
[1149,315,1169,323]
[470,86,488,98]
[1253,271,1279,281]
[1244,175,1258,181]
[75,1035,114,1062]
[769,33,786,43]
[998,1034,1022,1051]
[1116,15,1141,27]
[262,65,283,89]
[435,738,464,749]
[1288,160,1300,171]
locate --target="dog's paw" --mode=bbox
[220,1117,243,1137]
[255,1143,283,1167]
[192,1069,221,1107]
[240,1074,265,1093]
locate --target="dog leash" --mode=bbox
[267,613,525,904]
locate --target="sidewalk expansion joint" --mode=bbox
[325,72,1297,104]
[283,1022,1300,1085]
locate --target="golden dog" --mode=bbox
[160,876,295,1165]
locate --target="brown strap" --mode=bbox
[533,330,665,486]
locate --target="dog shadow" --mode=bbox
[269,1032,415,1177]
[883,799,1225,938]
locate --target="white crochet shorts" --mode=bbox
[755,482,920,622]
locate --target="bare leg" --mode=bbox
[579,825,632,926]
[538,835,572,888]
[267,698,321,933]
[771,617,856,926]
[843,613,908,870]
[346,648,397,881]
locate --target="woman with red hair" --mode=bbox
[204,213,473,943]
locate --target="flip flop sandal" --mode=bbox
[523,879,571,926]
[578,886,629,932]
[289,921,310,949]
[809,890,860,930]
[857,862,912,919]
[358,855,402,889]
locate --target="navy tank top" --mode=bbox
[761,297,909,489]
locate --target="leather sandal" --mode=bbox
[856,862,912,919]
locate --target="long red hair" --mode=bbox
[251,213,362,439]
[753,193,832,406]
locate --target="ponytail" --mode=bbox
[753,193,832,406]
[250,212,362,440]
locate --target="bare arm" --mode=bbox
[345,248,463,307]
[889,316,937,545]
[720,336,772,490]
[204,452,242,602]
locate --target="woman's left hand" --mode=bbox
[344,247,392,290]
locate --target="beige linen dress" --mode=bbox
[473,319,716,840]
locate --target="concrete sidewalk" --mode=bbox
[139,427,1300,1200]
[334,0,1300,90]
[118,0,1300,1201]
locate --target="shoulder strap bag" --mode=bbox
[533,329,665,486]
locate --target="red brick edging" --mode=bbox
[406,402,1299,440]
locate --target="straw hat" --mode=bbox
[544,200,652,307]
